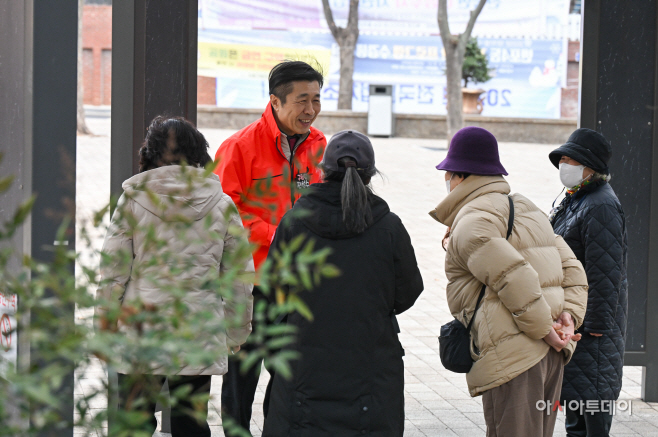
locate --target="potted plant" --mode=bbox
[461,37,493,114]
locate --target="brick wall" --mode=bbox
[566,40,580,87]
[561,40,580,118]
[83,48,94,103]
[82,5,112,106]
[561,87,579,119]
[567,40,580,62]
[197,76,217,106]
[101,49,112,105]
[82,5,215,108]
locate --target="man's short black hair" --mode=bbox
[269,60,324,104]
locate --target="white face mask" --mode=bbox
[445,172,455,194]
[559,163,586,188]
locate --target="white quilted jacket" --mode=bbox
[96,165,254,375]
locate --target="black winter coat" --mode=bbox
[550,180,628,401]
[262,181,424,437]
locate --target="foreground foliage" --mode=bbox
[0,164,338,436]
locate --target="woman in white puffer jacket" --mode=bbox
[96,116,254,437]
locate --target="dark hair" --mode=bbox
[138,116,212,173]
[269,60,324,104]
[324,157,378,234]
[452,172,471,179]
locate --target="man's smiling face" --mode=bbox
[271,80,321,136]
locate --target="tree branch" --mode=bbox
[460,0,487,45]
[347,0,359,33]
[321,0,341,40]
[437,0,452,46]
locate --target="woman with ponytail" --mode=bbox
[262,130,423,437]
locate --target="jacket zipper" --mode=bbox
[274,136,298,207]
[289,159,296,206]
[288,137,306,206]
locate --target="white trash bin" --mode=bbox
[367,84,394,137]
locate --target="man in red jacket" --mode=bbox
[214,60,326,434]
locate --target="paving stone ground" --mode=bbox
[74,112,658,436]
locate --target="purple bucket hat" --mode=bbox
[435,126,508,176]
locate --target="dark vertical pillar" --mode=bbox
[577,0,599,130]
[32,0,78,257]
[32,1,78,435]
[0,0,77,434]
[111,0,198,196]
[110,2,199,431]
[110,0,137,199]
[580,0,658,401]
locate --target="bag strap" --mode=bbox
[466,284,486,332]
[506,195,515,240]
[467,196,515,331]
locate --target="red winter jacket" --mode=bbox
[214,104,326,271]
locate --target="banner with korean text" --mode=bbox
[199,27,567,119]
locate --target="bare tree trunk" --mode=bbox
[322,0,359,110]
[444,45,464,143]
[337,37,357,110]
[438,0,486,143]
[77,0,92,135]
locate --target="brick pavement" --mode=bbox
[75,114,658,436]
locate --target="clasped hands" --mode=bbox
[543,312,582,352]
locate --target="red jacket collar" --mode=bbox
[262,104,283,141]
[261,104,322,150]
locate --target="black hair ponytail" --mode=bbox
[340,158,372,234]
[325,157,378,234]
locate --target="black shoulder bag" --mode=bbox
[438,196,515,373]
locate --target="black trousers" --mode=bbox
[221,287,275,435]
[565,407,613,437]
[116,373,212,437]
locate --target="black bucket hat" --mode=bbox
[549,128,612,174]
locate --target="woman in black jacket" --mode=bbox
[548,128,628,437]
[262,130,424,437]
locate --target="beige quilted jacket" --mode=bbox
[96,165,254,376]
[429,175,587,396]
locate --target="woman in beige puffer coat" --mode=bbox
[96,116,253,437]
[430,127,588,437]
